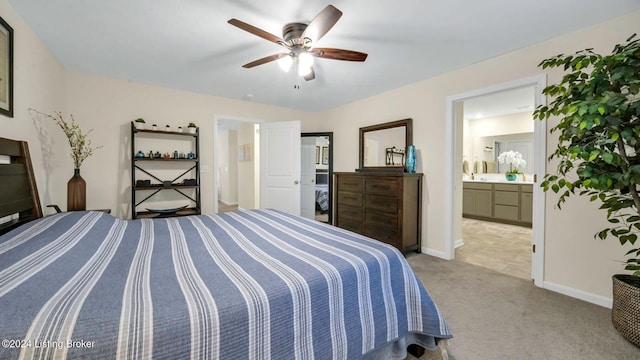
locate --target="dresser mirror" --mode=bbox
[358,118,413,171]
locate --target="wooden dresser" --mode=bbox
[334,172,423,254]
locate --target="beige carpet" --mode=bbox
[406,254,639,359]
[457,218,532,281]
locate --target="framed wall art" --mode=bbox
[0,16,13,118]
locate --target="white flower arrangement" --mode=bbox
[497,150,526,174]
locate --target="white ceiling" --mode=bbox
[9,0,640,112]
[463,86,535,120]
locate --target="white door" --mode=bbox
[301,137,316,219]
[260,121,301,215]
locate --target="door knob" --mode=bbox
[294,180,300,184]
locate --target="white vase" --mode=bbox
[188,127,196,134]
[134,122,145,130]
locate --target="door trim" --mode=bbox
[444,74,547,287]
[301,132,334,224]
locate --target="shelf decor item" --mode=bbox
[67,168,86,211]
[145,204,188,214]
[135,179,151,187]
[405,145,416,173]
[497,150,526,181]
[188,122,197,134]
[532,34,640,347]
[29,109,102,211]
[133,118,145,130]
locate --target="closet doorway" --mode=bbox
[301,132,333,224]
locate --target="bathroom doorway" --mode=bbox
[446,75,547,286]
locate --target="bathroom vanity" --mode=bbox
[463,180,533,227]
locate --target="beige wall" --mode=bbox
[2,0,638,304]
[0,1,66,209]
[465,112,534,173]
[61,71,312,218]
[303,11,640,301]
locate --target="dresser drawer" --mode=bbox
[337,176,364,193]
[337,218,363,234]
[337,192,362,207]
[338,205,362,221]
[364,226,398,247]
[365,211,398,228]
[364,194,398,213]
[365,179,398,196]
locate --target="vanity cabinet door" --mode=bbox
[463,183,492,217]
[475,189,493,217]
[520,185,533,224]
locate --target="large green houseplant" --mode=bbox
[533,34,640,347]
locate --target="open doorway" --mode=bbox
[301,132,333,224]
[215,116,261,214]
[458,86,535,280]
[445,75,547,286]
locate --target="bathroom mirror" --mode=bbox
[358,118,413,171]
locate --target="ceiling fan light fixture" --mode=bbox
[298,65,313,77]
[278,55,293,72]
[298,52,314,69]
[228,5,366,81]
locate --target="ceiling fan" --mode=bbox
[228,5,367,81]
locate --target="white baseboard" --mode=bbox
[421,240,462,259]
[423,247,449,260]
[219,200,238,206]
[543,281,613,309]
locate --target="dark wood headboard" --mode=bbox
[0,137,42,235]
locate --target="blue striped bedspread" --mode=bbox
[0,209,451,359]
[315,184,329,211]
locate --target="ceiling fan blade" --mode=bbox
[301,5,342,43]
[303,67,316,81]
[243,53,289,68]
[311,48,368,62]
[228,18,284,45]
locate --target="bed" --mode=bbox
[0,137,451,359]
[315,172,329,213]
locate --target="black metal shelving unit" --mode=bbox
[130,122,201,219]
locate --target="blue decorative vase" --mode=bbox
[505,173,517,181]
[405,145,416,173]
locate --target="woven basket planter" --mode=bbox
[612,274,640,348]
